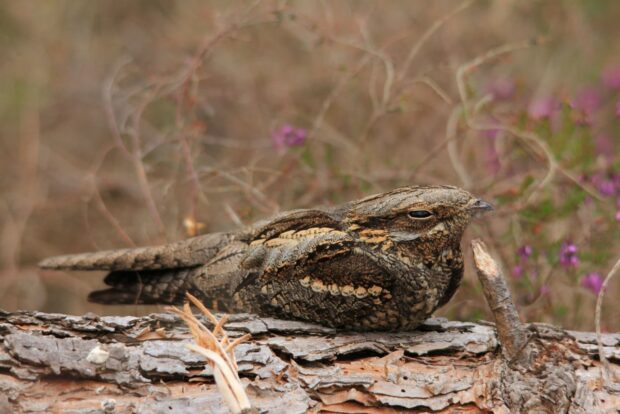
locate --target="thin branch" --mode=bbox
[397,0,474,83]
[456,39,540,120]
[595,256,620,384]
[102,56,133,159]
[445,106,472,188]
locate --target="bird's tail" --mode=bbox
[38,233,234,271]
[87,267,202,305]
[39,232,236,306]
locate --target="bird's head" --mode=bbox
[341,185,492,244]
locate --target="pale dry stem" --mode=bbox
[166,293,252,414]
[595,256,620,385]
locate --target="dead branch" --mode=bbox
[471,239,529,362]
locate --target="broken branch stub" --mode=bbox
[471,238,529,362]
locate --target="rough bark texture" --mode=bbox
[0,310,618,413]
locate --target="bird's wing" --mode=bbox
[240,209,348,272]
[249,209,342,240]
[38,232,235,271]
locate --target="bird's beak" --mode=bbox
[469,198,494,216]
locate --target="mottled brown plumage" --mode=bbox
[39,185,492,331]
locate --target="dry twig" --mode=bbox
[167,293,254,414]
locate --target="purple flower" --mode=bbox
[272,124,308,149]
[571,87,602,115]
[517,245,533,259]
[598,181,616,196]
[571,88,602,125]
[591,173,616,196]
[580,272,604,295]
[559,241,579,268]
[487,77,515,101]
[512,265,524,278]
[483,126,500,140]
[615,210,620,222]
[528,97,558,120]
[616,101,620,118]
[602,66,620,90]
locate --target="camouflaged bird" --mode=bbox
[39,185,492,331]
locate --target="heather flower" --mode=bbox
[512,245,533,279]
[483,126,500,139]
[602,66,620,90]
[272,124,308,149]
[528,96,558,120]
[571,87,602,115]
[512,265,524,278]
[591,173,616,196]
[615,210,620,222]
[487,77,515,101]
[517,245,533,259]
[598,180,616,196]
[559,241,579,267]
[571,87,601,125]
[580,272,604,295]
[616,101,620,118]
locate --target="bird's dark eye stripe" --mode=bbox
[408,210,433,219]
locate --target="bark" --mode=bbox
[0,310,618,413]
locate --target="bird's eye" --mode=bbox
[408,210,433,219]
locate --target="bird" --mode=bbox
[39,185,492,331]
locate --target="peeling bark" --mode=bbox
[0,310,618,413]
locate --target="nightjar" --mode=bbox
[40,185,492,331]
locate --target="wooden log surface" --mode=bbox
[0,309,619,413]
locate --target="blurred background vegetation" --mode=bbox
[1,0,619,331]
